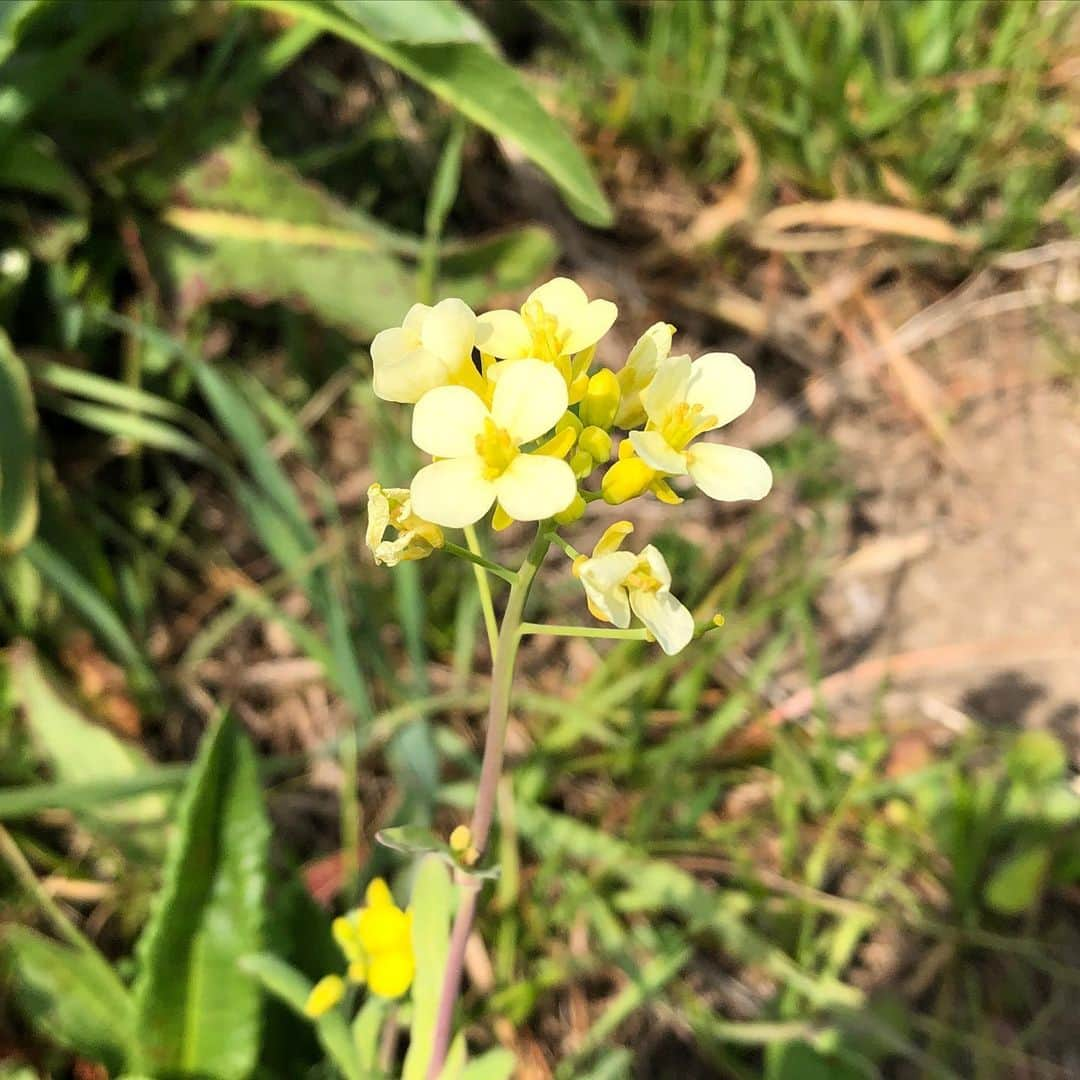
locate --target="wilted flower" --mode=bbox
[371,298,485,404]
[332,878,415,999]
[365,484,443,566]
[575,522,694,655]
[625,352,773,502]
[409,359,576,527]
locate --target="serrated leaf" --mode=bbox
[240,953,362,1080]
[7,642,167,830]
[240,0,613,227]
[131,716,269,1079]
[2,926,133,1073]
[0,330,38,555]
[984,844,1051,915]
[402,855,455,1080]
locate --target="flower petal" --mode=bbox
[579,551,636,627]
[638,544,672,591]
[593,520,634,557]
[629,430,688,475]
[685,352,756,429]
[372,324,458,403]
[686,442,773,501]
[367,949,415,999]
[490,358,568,444]
[528,277,588,324]
[493,454,576,521]
[410,458,495,527]
[422,297,476,364]
[411,385,489,457]
[564,299,618,354]
[477,310,532,359]
[629,588,694,655]
[402,302,431,334]
[640,353,692,421]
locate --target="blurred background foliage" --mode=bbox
[1,0,1078,1077]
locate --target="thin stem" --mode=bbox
[463,524,501,655]
[443,539,517,586]
[518,621,650,641]
[426,527,550,1078]
[545,530,581,560]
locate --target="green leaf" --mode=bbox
[7,643,168,829]
[352,996,388,1072]
[0,130,87,211]
[240,953,362,1080]
[329,0,492,45]
[984,844,1051,915]
[241,0,613,226]
[1006,730,1067,788]
[131,716,270,1079]
[24,539,154,690]
[156,130,415,340]
[2,926,133,1073]
[0,330,38,555]
[0,0,44,63]
[402,855,455,1080]
[460,1049,517,1080]
[438,226,558,306]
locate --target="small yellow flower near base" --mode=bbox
[576,523,694,655]
[365,484,444,566]
[409,359,576,527]
[303,974,345,1018]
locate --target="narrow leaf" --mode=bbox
[0,330,39,554]
[131,716,269,1079]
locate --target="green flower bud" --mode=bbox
[570,449,593,479]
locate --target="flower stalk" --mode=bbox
[426,527,550,1077]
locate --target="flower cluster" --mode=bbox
[303,877,415,1018]
[367,278,772,653]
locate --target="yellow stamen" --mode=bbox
[521,299,570,362]
[657,402,717,450]
[475,418,518,479]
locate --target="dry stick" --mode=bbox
[426,528,551,1078]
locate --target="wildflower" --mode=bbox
[477,278,617,398]
[409,359,576,528]
[579,368,621,430]
[626,352,772,502]
[371,298,485,404]
[303,974,345,1018]
[574,523,694,655]
[365,484,443,566]
[615,322,675,428]
[333,878,415,999]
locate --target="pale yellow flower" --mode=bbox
[627,352,772,502]
[371,298,484,404]
[409,359,576,528]
[575,522,694,656]
[477,278,616,397]
[615,321,674,428]
[332,878,415,1000]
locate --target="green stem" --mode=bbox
[443,539,516,586]
[426,526,550,1078]
[519,621,649,641]
[462,524,501,656]
[545,530,581,560]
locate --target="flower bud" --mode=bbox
[579,369,621,430]
[578,425,612,463]
[570,449,594,479]
[554,493,587,525]
[601,458,655,504]
[556,411,583,437]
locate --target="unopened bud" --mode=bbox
[570,450,593,479]
[449,825,472,853]
[601,458,655,504]
[578,426,612,462]
[579,369,621,429]
[554,493,587,525]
